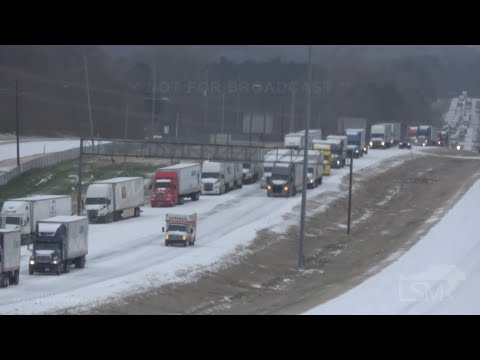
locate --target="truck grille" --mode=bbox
[272,185,283,193]
[87,210,98,218]
[169,235,183,241]
[204,183,213,191]
[155,192,164,201]
[36,255,51,263]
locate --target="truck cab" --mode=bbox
[84,183,113,222]
[151,170,179,207]
[0,201,29,235]
[163,213,197,247]
[29,222,65,275]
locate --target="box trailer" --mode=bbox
[0,229,21,288]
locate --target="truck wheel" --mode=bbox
[13,270,19,285]
[134,208,140,217]
[56,263,62,276]
[0,275,6,288]
[189,240,194,246]
[29,268,34,275]
[267,191,271,198]
[184,241,188,247]
[76,256,86,269]
[179,197,184,205]
[165,241,168,246]
[319,177,323,185]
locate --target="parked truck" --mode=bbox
[84,177,144,223]
[266,161,304,197]
[284,132,305,149]
[379,123,401,145]
[260,149,294,188]
[150,163,201,207]
[29,216,88,275]
[417,125,438,146]
[326,136,347,167]
[369,124,393,149]
[0,195,72,245]
[312,141,331,176]
[407,126,418,144]
[337,117,368,134]
[0,229,21,288]
[296,150,324,188]
[242,162,262,184]
[345,129,367,157]
[162,213,197,247]
[201,161,237,195]
[233,163,243,189]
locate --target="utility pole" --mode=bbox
[77,139,84,215]
[222,92,225,133]
[124,102,129,139]
[151,63,157,138]
[83,48,95,139]
[290,89,296,133]
[176,112,179,139]
[347,151,354,234]
[298,45,313,271]
[15,80,20,167]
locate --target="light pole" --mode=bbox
[298,45,313,271]
[82,48,95,139]
[15,80,19,167]
[151,63,157,138]
[221,92,225,133]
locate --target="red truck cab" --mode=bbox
[150,171,179,207]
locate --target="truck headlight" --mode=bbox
[355,149,359,153]
[29,260,35,265]
[381,142,385,146]
[166,234,169,240]
[284,186,289,191]
[407,143,411,146]
[369,141,373,146]
[182,235,187,240]
[267,185,272,190]
[53,260,58,265]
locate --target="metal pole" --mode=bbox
[347,151,353,235]
[15,80,20,167]
[176,112,179,139]
[151,63,157,138]
[124,102,129,139]
[298,45,313,271]
[290,89,296,133]
[83,49,95,139]
[222,92,225,133]
[77,139,84,215]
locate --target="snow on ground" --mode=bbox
[0,146,427,314]
[0,139,80,162]
[305,177,480,315]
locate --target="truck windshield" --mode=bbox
[270,174,289,181]
[263,167,272,173]
[243,163,251,169]
[34,242,59,251]
[202,172,220,179]
[308,168,314,174]
[156,182,171,189]
[167,225,187,232]
[371,133,384,138]
[6,217,21,225]
[86,198,107,205]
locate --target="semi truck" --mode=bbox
[325,138,346,168]
[242,162,262,184]
[337,117,368,134]
[0,195,72,245]
[284,132,305,149]
[266,161,304,197]
[29,216,88,275]
[150,163,201,207]
[162,213,197,247]
[260,149,294,188]
[407,126,418,144]
[84,177,144,223]
[312,141,331,176]
[379,123,401,145]
[369,124,393,149]
[296,150,324,188]
[0,229,21,288]
[201,161,241,195]
[417,125,438,146]
[345,129,367,157]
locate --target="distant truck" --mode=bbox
[29,216,88,275]
[267,161,304,197]
[242,162,262,184]
[0,229,21,288]
[417,125,438,146]
[201,161,242,195]
[84,177,144,223]
[260,149,295,188]
[325,137,347,168]
[150,163,201,207]
[369,124,393,149]
[379,123,401,145]
[346,128,367,157]
[296,150,324,188]
[407,126,418,144]
[0,195,72,245]
[284,132,305,149]
[162,213,197,247]
[337,117,367,134]
[312,141,332,176]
